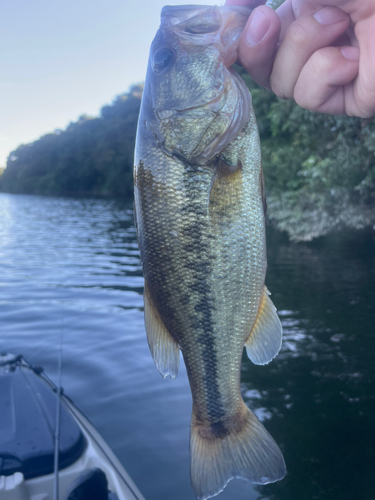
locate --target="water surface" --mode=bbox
[1,193,374,500]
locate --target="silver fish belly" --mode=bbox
[134,5,286,499]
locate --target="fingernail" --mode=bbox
[341,46,360,61]
[246,10,271,46]
[313,6,348,25]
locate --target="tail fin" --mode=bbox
[190,403,286,500]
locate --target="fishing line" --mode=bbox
[53,322,64,500]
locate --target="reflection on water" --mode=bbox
[0,193,374,500]
[253,229,375,500]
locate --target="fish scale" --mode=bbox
[134,5,286,499]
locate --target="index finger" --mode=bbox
[276,0,296,40]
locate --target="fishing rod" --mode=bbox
[53,328,64,500]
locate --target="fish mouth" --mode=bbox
[153,5,253,164]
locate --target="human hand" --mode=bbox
[226,0,375,117]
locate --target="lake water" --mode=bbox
[1,192,374,500]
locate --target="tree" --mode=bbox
[0,85,142,198]
[239,68,375,240]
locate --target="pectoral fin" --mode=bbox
[209,158,243,219]
[144,282,180,379]
[245,287,282,365]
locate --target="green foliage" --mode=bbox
[0,85,142,197]
[239,67,375,240]
[267,0,283,8]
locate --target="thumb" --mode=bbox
[238,5,281,89]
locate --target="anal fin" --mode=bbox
[245,287,282,365]
[144,282,180,379]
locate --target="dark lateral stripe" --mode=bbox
[180,166,227,431]
[182,224,227,428]
[197,329,227,431]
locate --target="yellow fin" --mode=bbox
[245,287,282,365]
[209,158,243,218]
[144,282,180,379]
[190,402,286,500]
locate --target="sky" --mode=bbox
[0,0,220,169]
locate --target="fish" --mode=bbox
[133,4,286,499]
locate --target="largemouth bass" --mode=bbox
[134,5,286,499]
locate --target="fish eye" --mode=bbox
[152,48,174,74]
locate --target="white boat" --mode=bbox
[0,353,146,500]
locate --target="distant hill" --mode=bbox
[0,85,142,197]
[1,75,375,241]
